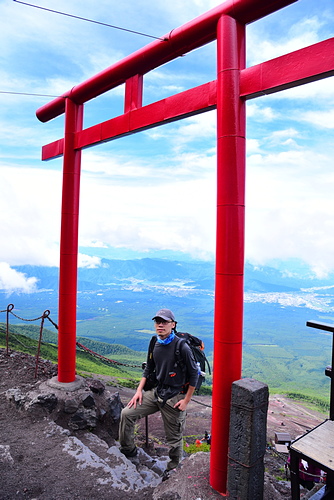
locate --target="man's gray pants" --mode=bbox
[119,388,187,470]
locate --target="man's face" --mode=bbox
[154,318,175,340]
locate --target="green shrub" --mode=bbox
[184,441,210,454]
[285,392,330,413]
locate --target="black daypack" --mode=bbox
[174,331,211,391]
[143,331,211,393]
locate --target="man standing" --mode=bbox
[119,308,199,476]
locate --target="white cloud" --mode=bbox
[81,152,152,179]
[79,160,216,260]
[170,112,216,152]
[247,14,322,66]
[1,0,334,275]
[78,254,102,268]
[246,139,262,155]
[246,103,277,122]
[0,166,61,266]
[0,122,45,149]
[268,128,300,141]
[263,129,301,149]
[265,77,334,102]
[245,146,334,274]
[300,109,334,129]
[144,69,189,97]
[0,262,38,293]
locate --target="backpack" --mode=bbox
[143,331,211,393]
[174,331,211,391]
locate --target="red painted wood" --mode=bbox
[41,81,216,159]
[124,74,143,113]
[37,0,334,495]
[41,139,64,161]
[241,37,334,99]
[36,0,297,123]
[41,35,334,160]
[57,99,83,383]
[210,15,246,494]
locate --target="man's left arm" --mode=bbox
[174,385,196,411]
[174,341,199,411]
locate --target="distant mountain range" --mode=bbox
[9,257,334,292]
[1,257,334,399]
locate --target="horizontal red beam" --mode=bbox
[36,0,297,123]
[41,81,216,160]
[240,37,334,99]
[41,36,334,161]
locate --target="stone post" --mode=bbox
[227,378,269,499]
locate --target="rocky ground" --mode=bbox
[0,348,327,499]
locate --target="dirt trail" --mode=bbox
[0,349,327,499]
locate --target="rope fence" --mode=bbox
[75,341,141,368]
[0,303,144,374]
[0,304,58,378]
[1,303,212,450]
[0,304,212,409]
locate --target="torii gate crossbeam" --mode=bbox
[36,0,334,494]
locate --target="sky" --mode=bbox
[0,0,334,292]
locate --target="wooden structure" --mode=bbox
[36,0,334,494]
[290,321,334,499]
[274,431,291,454]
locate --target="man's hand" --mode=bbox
[173,385,196,411]
[127,377,146,408]
[174,398,189,411]
[127,390,143,409]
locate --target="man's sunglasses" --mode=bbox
[154,319,173,325]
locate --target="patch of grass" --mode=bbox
[116,378,141,389]
[197,385,212,396]
[183,434,211,454]
[274,467,286,481]
[184,441,210,454]
[285,392,330,415]
[0,325,142,380]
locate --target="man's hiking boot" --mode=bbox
[161,470,170,482]
[121,446,138,458]
[161,468,178,482]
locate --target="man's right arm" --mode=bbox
[128,336,156,408]
[127,377,146,408]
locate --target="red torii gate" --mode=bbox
[36,0,334,494]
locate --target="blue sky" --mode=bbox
[0,0,334,291]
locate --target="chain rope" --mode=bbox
[1,303,143,370]
[192,397,212,408]
[75,341,142,368]
[1,304,213,406]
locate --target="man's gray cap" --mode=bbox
[152,309,175,321]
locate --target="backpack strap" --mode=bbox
[146,335,157,366]
[142,336,158,392]
[176,331,204,349]
[174,337,187,372]
[142,335,157,371]
[174,337,191,394]
[147,335,186,368]
[203,352,211,375]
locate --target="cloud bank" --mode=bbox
[0,0,333,280]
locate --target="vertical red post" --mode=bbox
[124,74,143,113]
[210,15,246,494]
[57,98,83,383]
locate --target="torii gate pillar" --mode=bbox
[211,15,245,491]
[36,0,334,495]
[57,98,83,382]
